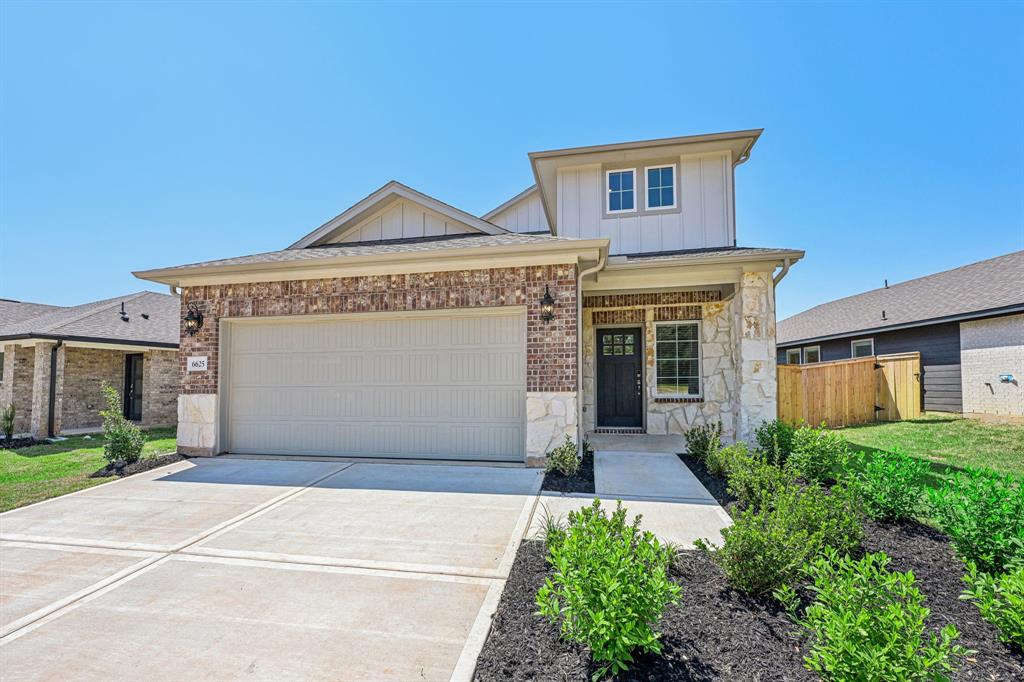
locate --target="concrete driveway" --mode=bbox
[0,458,542,681]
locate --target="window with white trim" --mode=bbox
[606,169,635,213]
[803,346,821,364]
[785,348,801,365]
[645,164,676,209]
[655,321,701,396]
[851,338,874,358]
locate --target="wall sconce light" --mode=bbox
[540,285,555,323]
[183,303,204,336]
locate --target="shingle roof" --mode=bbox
[777,250,1024,345]
[0,291,179,346]
[144,232,570,272]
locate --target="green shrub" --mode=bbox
[1,403,14,443]
[99,384,145,466]
[536,499,681,679]
[705,442,748,479]
[726,449,795,510]
[697,482,863,595]
[544,435,581,476]
[961,558,1024,651]
[849,448,930,521]
[796,550,967,681]
[684,422,722,462]
[754,418,796,466]
[927,467,1024,573]
[786,425,848,484]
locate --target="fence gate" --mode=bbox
[777,352,921,427]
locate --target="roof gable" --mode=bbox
[289,181,508,249]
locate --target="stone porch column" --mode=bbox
[29,342,57,440]
[734,272,778,443]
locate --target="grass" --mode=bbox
[839,414,1024,482]
[0,428,177,512]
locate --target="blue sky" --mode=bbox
[1,1,1021,320]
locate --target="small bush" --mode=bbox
[544,435,581,477]
[849,448,930,521]
[796,550,967,681]
[786,425,848,484]
[726,449,795,510]
[705,442,748,479]
[961,558,1024,651]
[536,499,681,679]
[697,482,862,595]
[1,403,14,443]
[99,384,145,465]
[927,467,1024,573]
[754,419,796,466]
[684,422,722,462]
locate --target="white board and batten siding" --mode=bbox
[331,198,476,244]
[223,310,527,461]
[557,151,735,255]
[488,190,550,234]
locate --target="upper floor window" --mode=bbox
[606,169,635,214]
[646,164,676,210]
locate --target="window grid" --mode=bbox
[646,165,676,209]
[655,322,700,396]
[607,169,635,213]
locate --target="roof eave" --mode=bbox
[777,302,1024,347]
[0,333,178,349]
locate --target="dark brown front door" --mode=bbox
[596,327,643,428]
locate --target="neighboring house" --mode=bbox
[777,251,1024,421]
[0,292,180,439]
[135,129,803,465]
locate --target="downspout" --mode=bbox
[772,257,792,287]
[576,252,607,446]
[47,340,63,438]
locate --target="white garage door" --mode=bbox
[224,309,526,461]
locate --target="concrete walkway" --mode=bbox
[0,458,542,681]
[528,439,731,547]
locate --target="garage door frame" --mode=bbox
[217,306,528,462]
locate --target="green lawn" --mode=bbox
[0,428,177,512]
[839,414,1024,482]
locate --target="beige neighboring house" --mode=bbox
[0,292,179,439]
[135,129,803,465]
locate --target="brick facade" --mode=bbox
[179,264,579,395]
[960,314,1023,421]
[0,345,35,434]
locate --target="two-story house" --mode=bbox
[135,129,802,465]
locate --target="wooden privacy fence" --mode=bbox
[777,352,922,428]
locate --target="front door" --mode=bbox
[123,354,143,421]
[596,327,643,428]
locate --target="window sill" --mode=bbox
[653,396,703,404]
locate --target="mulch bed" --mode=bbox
[91,453,186,479]
[478,454,1023,680]
[475,540,812,681]
[1,437,41,449]
[541,447,595,494]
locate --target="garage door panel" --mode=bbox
[226,312,526,461]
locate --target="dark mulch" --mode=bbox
[541,447,595,494]
[863,519,1024,680]
[1,437,40,449]
[474,540,812,681]
[91,453,186,478]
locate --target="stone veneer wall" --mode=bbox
[960,314,1023,421]
[0,344,35,435]
[582,273,778,445]
[178,265,578,460]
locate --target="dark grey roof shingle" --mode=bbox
[0,291,179,346]
[777,251,1024,345]
[145,232,567,273]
